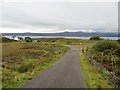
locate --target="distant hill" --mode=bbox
[1,32,118,37]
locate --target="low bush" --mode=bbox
[117,39,120,43]
[25,37,32,42]
[90,36,102,40]
[18,37,23,41]
[93,40,118,52]
[18,59,35,73]
[114,47,120,57]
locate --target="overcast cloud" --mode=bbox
[0,1,118,33]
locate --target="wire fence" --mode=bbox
[81,47,120,88]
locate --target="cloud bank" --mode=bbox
[1,1,118,33]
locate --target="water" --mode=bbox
[4,36,119,40]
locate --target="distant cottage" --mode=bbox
[11,36,20,41]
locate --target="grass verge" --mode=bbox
[80,52,114,88]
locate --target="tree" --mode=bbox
[25,37,32,42]
[90,36,102,40]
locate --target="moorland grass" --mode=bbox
[2,38,115,88]
[2,42,70,88]
[80,52,114,88]
[33,38,97,45]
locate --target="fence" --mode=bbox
[81,47,120,88]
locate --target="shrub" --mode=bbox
[90,36,102,40]
[18,37,23,40]
[93,40,118,52]
[114,47,120,57]
[51,40,55,42]
[25,37,32,42]
[117,39,120,43]
[18,59,35,73]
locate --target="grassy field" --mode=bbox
[2,37,118,88]
[2,37,97,88]
[2,42,69,88]
[33,38,97,45]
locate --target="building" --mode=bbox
[11,36,20,41]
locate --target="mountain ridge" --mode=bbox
[1,31,118,37]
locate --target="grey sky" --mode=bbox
[0,0,118,33]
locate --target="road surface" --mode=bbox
[20,45,87,88]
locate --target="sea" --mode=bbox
[4,36,119,40]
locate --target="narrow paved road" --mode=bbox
[20,45,87,88]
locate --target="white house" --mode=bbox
[11,36,20,41]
